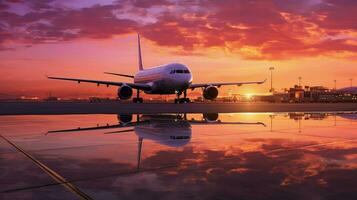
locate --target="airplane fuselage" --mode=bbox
[134,117,192,147]
[134,63,192,94]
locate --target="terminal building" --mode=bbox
[259,86,357,103]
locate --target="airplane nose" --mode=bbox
[184,74,193,88]
[187,74,193,83]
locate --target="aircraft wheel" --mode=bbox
[133,98,143,103]
[179,98,187,104]
[175,98,190,104]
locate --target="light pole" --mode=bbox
[269,114,274,132]
[350,78,353,87]
[298,76,302,87]
[269,67,274,93]
[334,80,336,90]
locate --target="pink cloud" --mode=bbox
[1,0,357,60]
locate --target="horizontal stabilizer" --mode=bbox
[104,72,134,78]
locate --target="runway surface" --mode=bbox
[0,102,356,115]
[1,112,357,200]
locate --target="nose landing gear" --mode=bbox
[174,90,190,104]
[133,89,143,103]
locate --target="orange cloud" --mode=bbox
[1,0,357,60]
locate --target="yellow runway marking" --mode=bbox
[0,134,93,200]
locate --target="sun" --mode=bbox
[245,93,253,99]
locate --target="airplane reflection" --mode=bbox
[47,113,266,170]
[337,113,357,120]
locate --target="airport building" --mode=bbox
[259,86,357,103]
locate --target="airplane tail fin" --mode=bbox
[138,34,144,71]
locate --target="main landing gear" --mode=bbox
[133,89,143,103]
[174,90,190,104]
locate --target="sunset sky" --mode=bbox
[0,0,356,99]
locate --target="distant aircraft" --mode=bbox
[48,34,266,103]
[47,113,266,170]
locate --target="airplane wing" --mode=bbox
[187,120,266,126]
[47,124,125,134]
[104,129,135,134]
[47,76,151,91]
[189,79,266,89]
[104,72,134,78]
[46,121,150,134]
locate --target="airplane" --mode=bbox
[48,34,266,103]
[47,113,266,170]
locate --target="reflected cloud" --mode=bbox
[1,112,357,199]
[47,113,266,170]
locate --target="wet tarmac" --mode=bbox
[1,112,357,200]
[1,102,356,115]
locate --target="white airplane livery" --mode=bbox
[48,34,265,103]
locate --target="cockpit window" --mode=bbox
[170,136,190,140]
[170,69,190,74]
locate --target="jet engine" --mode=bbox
[203,113,219,122]
[117,85,133,100]
[117,114,133,123]
[203,86,219,100]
